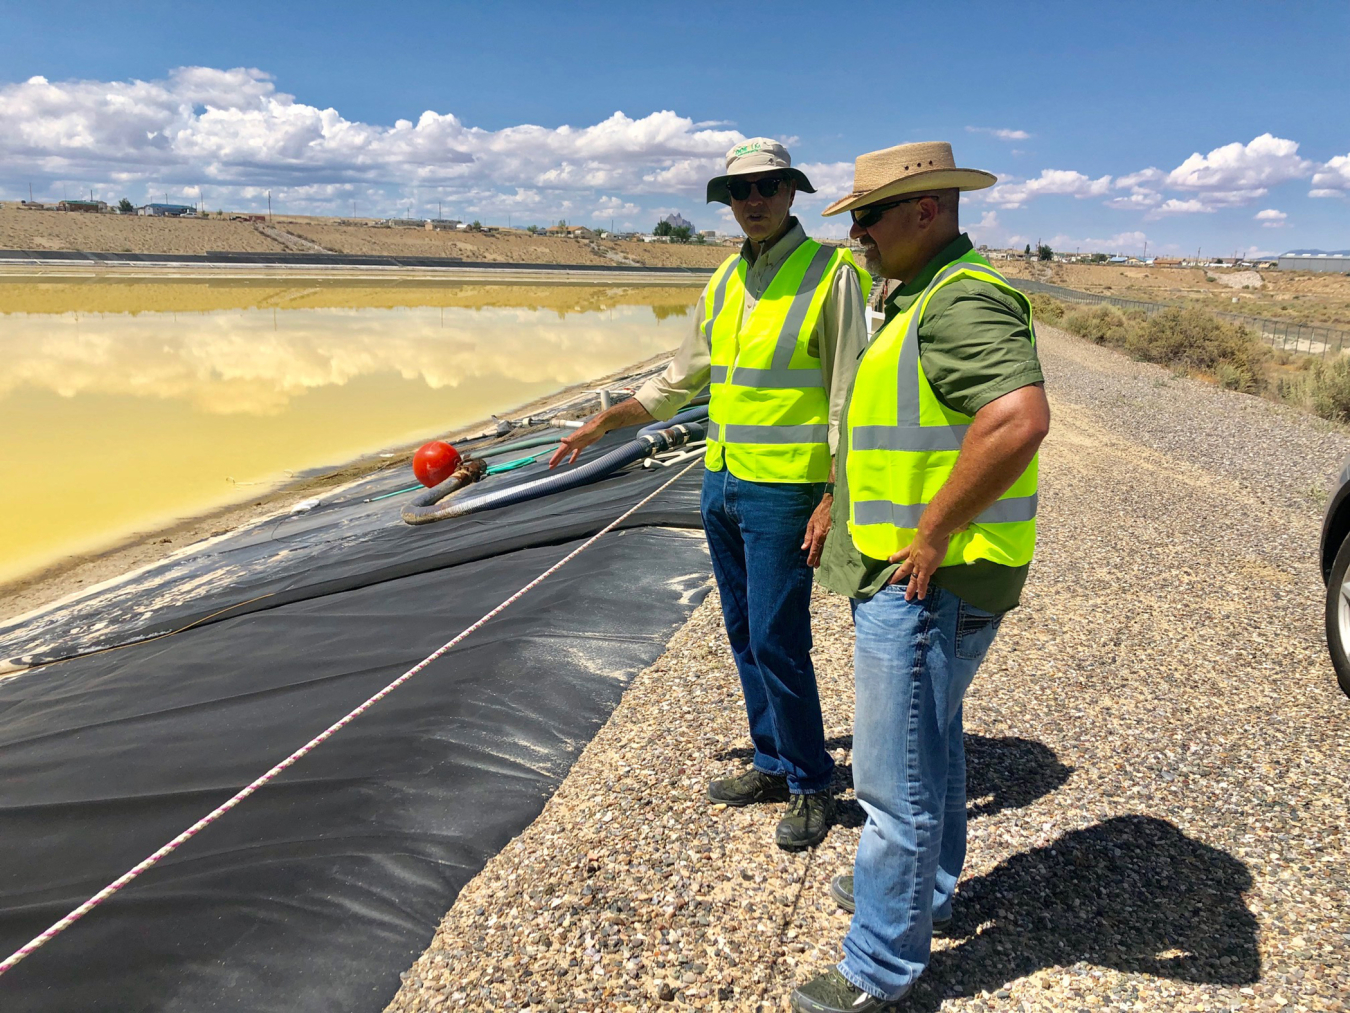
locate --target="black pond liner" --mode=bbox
[0,426,710,1012]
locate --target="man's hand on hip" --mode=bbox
[801,493,833,567]
[887,528,949,601]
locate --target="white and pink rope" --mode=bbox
[0,461,696,979]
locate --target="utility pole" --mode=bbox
[438,200,442,221]
[1143,239,1147,261]
[267,190,272,222]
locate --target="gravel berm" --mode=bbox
[384,325,1350,1013]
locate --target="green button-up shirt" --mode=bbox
[815,233,1044,613]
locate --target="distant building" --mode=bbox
[1278,251,1350,273]
[58,199,107,213]
[661,212,695,231]
[137,203,196,217]
[565,225,595,239]
[425,219,462,231]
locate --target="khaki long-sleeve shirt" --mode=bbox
[633,218,868,455]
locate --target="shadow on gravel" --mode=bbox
[902,816,1260,1010]
[824,735,1073,829]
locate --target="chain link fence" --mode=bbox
[1008,277,1350,358]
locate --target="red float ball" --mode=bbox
[412,441,462,487]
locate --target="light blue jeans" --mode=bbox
[839,581,1005,1001]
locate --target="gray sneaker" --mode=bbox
[790,968,908,1012]
[828,874,952,934]
[775,790,834,850]
[707,769,790,806]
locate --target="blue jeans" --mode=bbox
[700,468,834,795]
[839,582,1005,1001]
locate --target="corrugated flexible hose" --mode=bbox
[401,421,705,525]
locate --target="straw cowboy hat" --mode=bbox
[706,137,816,205]
[820,141,996,217]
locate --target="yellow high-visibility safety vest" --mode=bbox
[703,240,871,483]
[846,250,1039,565]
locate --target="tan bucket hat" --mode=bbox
[820,141,996,217]
[706,137,816,205]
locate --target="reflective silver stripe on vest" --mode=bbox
[710,364,728,384]
[725,366,825,389]
[894,261,1014,423]
[703,261,737,339]
[853,493,1038,529]
[716,422,828,445]
[850,423,968,452]
[770,244,835,369]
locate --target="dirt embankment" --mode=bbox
[0,207,735,270]
[1001,259,1350,329]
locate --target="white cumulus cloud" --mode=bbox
[1255,208,1288,228]
[1150,198,1215,216]
[0,66,758,224]
[1310,153,1350,197]
[966,127,1031,141]
[1165,133,1311,192]
[983,169,1113,209]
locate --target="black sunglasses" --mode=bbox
[850,194,935,228]
[727,175,790,201]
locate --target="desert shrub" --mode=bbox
[1288,356,1350,422]
[1062,305,1131,347]
[1125,307,1267,391]
[1214,362,1251,391]
[1028,292,1065,324]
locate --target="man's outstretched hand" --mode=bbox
[546,397,659,468]
[548,416,609,468]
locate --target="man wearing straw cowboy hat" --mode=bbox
[788,142,1049,1012]
[551,138,871,850]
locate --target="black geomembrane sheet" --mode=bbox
[0,428,709,1011]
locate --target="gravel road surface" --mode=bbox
[384,325,1350,1013]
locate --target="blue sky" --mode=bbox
[1,0,1346,256]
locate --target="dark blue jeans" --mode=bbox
[700,467,834,795]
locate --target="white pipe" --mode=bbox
[642,443,707,468]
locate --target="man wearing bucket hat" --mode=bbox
[788,142,1050,1012]
[551,138,871,850]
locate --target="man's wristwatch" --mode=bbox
[823,483,835,496]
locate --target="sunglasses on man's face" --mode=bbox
[850,195,934,229]
[727,175,789,201]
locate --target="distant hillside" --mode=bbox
[0,207,732,269]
